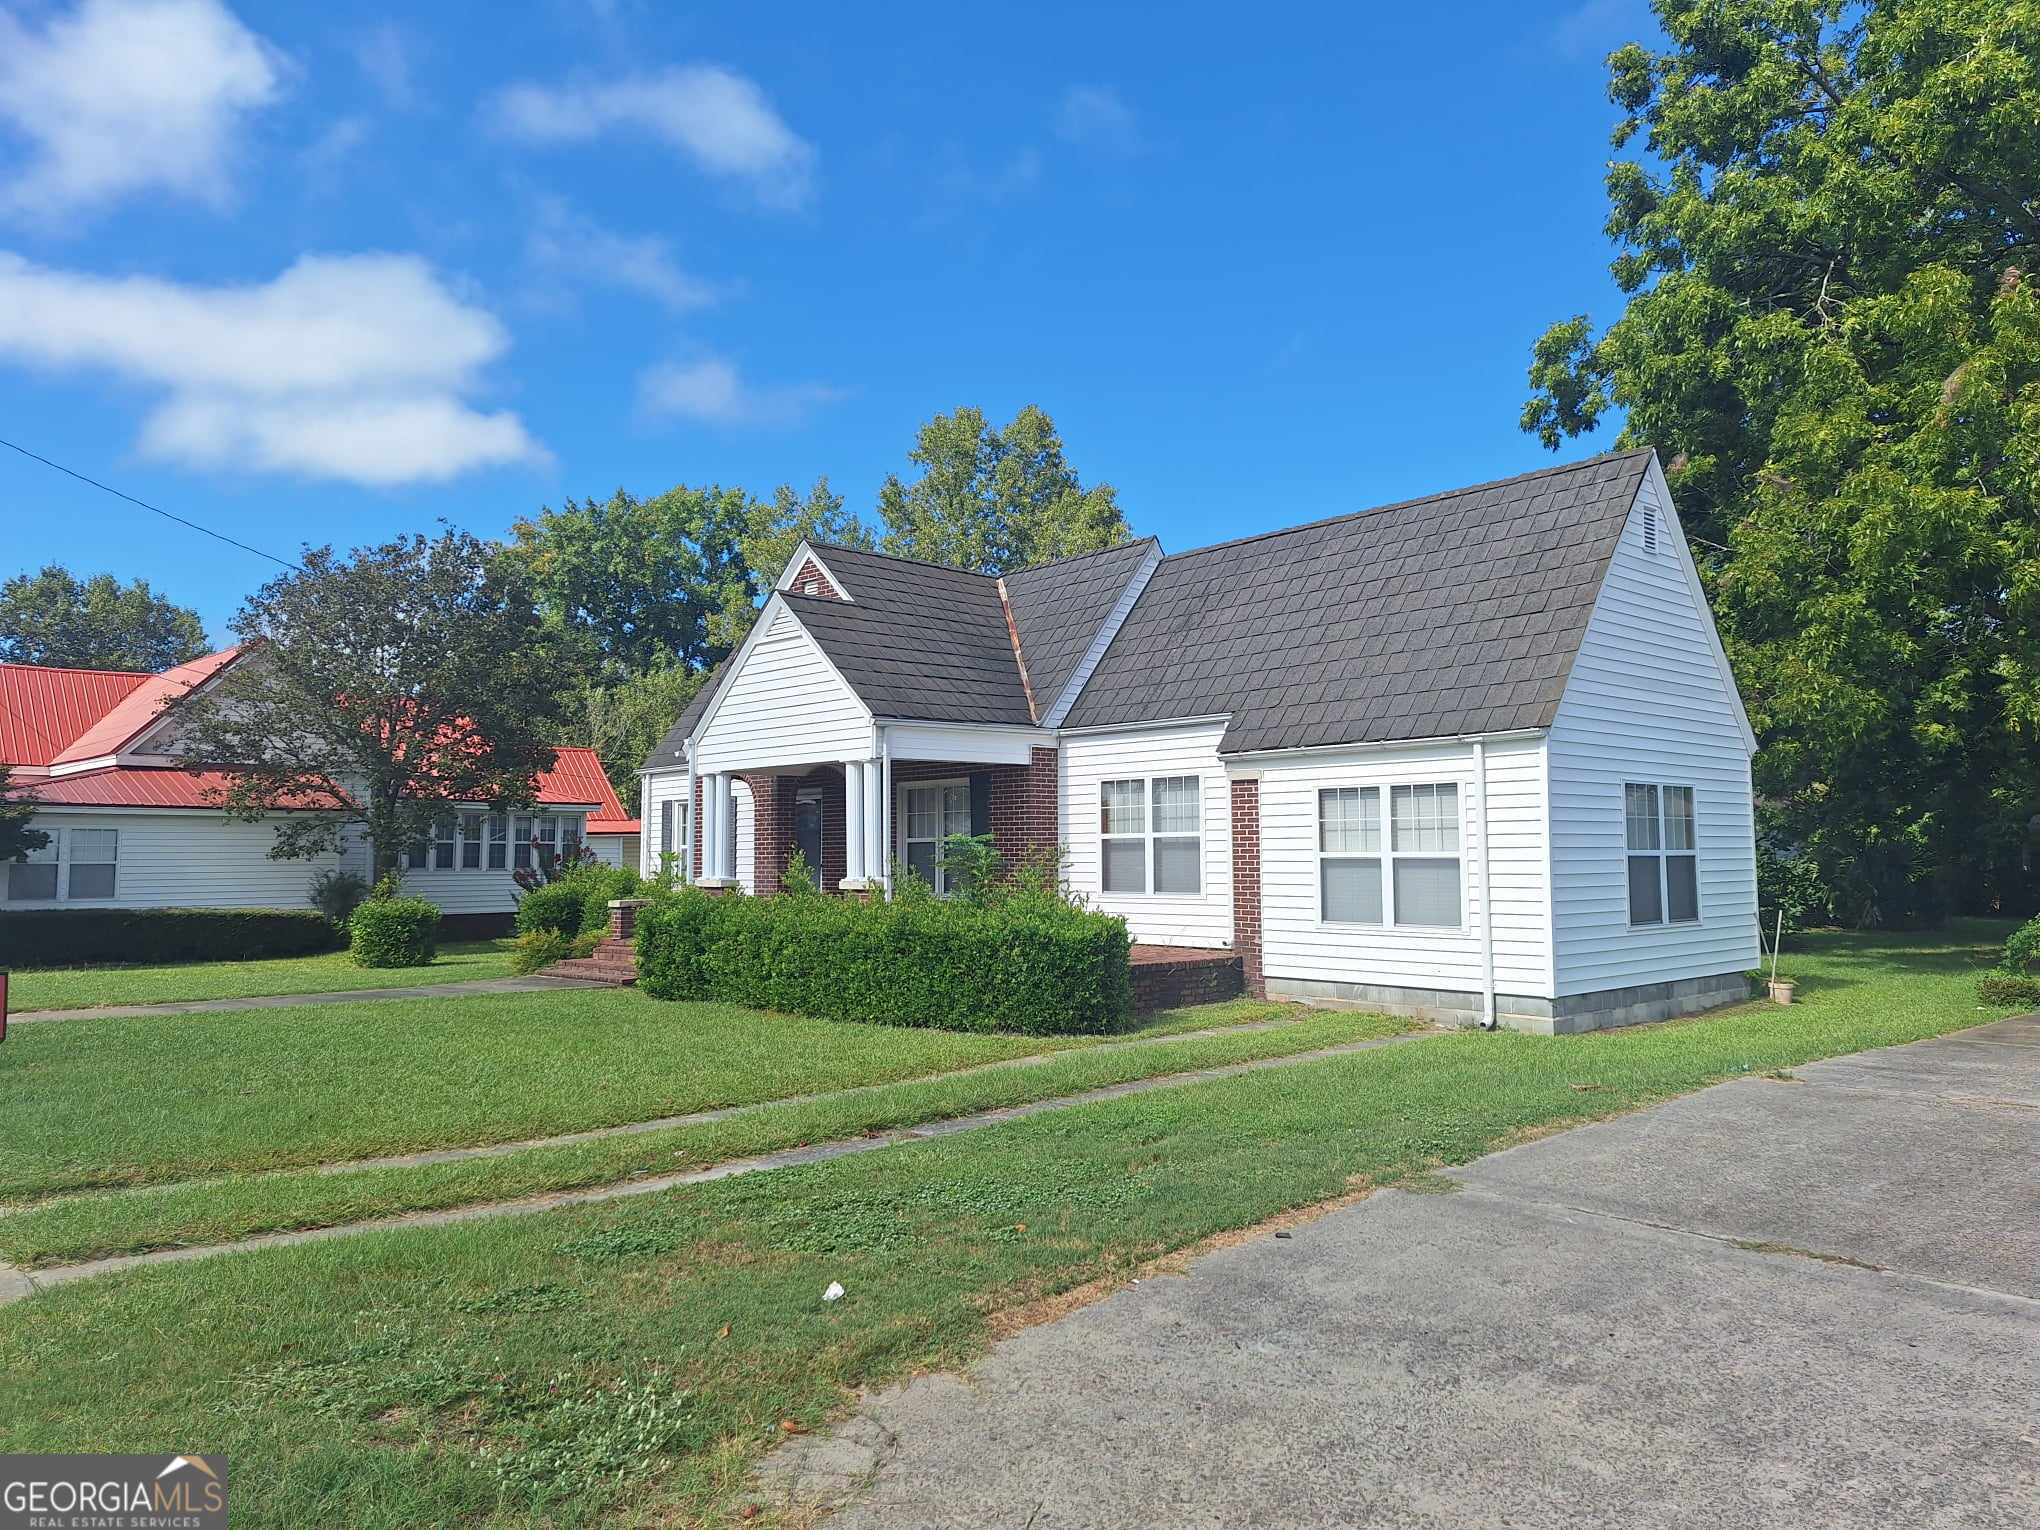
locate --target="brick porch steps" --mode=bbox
[1130,944,1243,1013]
[543,938,638,987]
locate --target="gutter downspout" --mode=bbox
[878,724,893,900]
[1475,739,1497,1030]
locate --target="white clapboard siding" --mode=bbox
[1546,477,1760,994]
[640,772,692,878]
[694,606,870,773]
[587,835,633,869]
[1059,723,1232,947]
[1257,736,1551,996]
[10,810,343,911]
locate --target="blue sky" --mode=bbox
[0,0,1660,643]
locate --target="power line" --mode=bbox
[0,434,301,572]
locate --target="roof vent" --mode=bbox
[1641,502,1659,555]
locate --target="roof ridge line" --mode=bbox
[807,541,999,580]
[1157,448,1656,565]
[0,661,156,678]
[1004,535,1162,577]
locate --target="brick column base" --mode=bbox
[607,897,650,941]
[1230,776,1265,998]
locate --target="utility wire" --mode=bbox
[1,434,302,571]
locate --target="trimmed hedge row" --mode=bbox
[0,907,341,968]
[515,867,646,940]
[635,887,1132,1036]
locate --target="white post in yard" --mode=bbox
[843,760,865,884]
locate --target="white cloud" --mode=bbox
[0,0,283,218]
[526,196,717,313]
[0,251,546,485]
[488,65,815,209]
[637,355,844,427]
[349,21,416,109]
[300,116,371,180]
[1055,85,1140,155]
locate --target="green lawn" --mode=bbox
[0,1007,1410,1268]
[6,939,521,1012]
[0,924,2018,1529]
[0,989,1301,1201]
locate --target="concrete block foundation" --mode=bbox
[1267,969,1753,1034]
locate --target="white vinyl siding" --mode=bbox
[6,811,345,910]
[1546,476,1759,994]
[1259,736,1551,996]
[694,605,871,773]
[1059,722,1231,947]
[640,772,693,879]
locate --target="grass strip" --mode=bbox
[0,1010,1412,1268]
[0,991,1293,1201]
[0,925,2015,1529]
[6,940,521,1012]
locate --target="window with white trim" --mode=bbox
[460,812,484,869]
[486,813,508,870]
[433,817,457,870]
[4,826,118,902]
[902,781,970,893]
[1316,782,1463,928]
[1626,783,1699,925]
[1099,776,1202,895]
[6,831,58,901]
[67,828,118,899]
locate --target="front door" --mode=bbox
[794,793,823,882]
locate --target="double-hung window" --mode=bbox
[513,814,536,870]
[902,782,971,892]
[486,814,508,870]
[4,827,118,902]
[432,817,457,870]
[1626,783,1699,925]
[1099,776,1202,895]
[6,833,59,901]
[1317,781,1462,928]
[460,812,484,869]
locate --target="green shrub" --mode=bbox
[0,908,341,968]
[307,869,371,928]
[2002,914,2040,975]
[636,885,1132,1035]
[349,896,440,968]
[510,929,573,975]
[576,866,645,938]
[516,881,587,938]
[1978,971,2040,1007]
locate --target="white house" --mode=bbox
[1,648,639,933]
[638,449,1760,1032]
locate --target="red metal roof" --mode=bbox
[49,647,244,766]
[540,745,637,830]
[13,767,346,811]
[0,664,151,768]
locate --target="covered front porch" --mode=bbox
[686,731,1063,898]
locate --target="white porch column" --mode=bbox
[864,753,885,886]
[843,760,866,884]
[703,772,726,881]
[720,774,738,883]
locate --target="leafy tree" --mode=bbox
[879,405,1131,573]
[0,566,207,671]
[572,660,707,813]
[1524,0,2040,923]
[170,531,578,881]
[502,485,752,681]
[0,766,51,863]
[707,476,876,650]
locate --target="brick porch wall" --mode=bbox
[743,773,793,896]
[989,747,1061,872]
[1230,776,1265,998]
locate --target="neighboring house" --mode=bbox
[1,647,635,931]
[640,449,1759,1032]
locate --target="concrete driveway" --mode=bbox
[765,1016,2040,1528]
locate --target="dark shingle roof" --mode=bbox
[1062,450,1656,753]
[1002,538,1158,712]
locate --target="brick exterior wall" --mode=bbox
[787,557,841,599]
[893,752,1062,879]
[743,772,793,896]
[1130,951,1244,1013]
[1230,776,1265,998]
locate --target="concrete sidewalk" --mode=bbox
[765,1015,2040,1529]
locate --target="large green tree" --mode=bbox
[502,485,752,681]
[879,405,1131,573]
[0,566,207,671]
[171,532,578,880]
[572,661,706,814]
[1525,0,2040,923]
[706,476,876,650]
